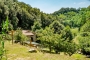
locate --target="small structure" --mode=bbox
[22,30,36,42]
[22,30,40,52]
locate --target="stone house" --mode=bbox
[22,30,36,42]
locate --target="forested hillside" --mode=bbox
[0,0,90,56]
[0,0,90,30]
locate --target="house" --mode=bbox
[22,30,36,42]
[22,30,40,52]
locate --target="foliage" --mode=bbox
[53,38,78,55]
[14,28,29,44]
[49,21,64,34]
[63,42,79,56]
[80,20,90,32]
[0,16,9,60]
[5,41,88,60]
[0,0,90,56]
[71,28,79,38]
[37,27,78,55]
[31,21,42,32]
[36,27,55,52]
[1,16,9,34]
[62,26,73,41]
[78,33,90,55]
[53,7,78,15]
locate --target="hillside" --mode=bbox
[3,41,89,60]
[0,0,90,59]
[0,0,90,30]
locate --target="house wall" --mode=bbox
[30,35,36,42]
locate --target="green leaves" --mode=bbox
[81,20,90,32]
[78,33,90,54]
[2,16,9,34]
[62,26,73,41]
[0,15,9,60]
[49,21,64,34]
[14,28,29,44]
[32,21,42,32]
[0,47,4,56]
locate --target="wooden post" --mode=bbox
[11,30,14,44]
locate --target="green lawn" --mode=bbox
[2,41,90,60]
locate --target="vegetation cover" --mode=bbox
[0,0,90,59]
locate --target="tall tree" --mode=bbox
[32,21,42,32]
[49,21,64,34]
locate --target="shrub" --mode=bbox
[64,42,79,56]
[78,34,90,55]
[53,40,79,55]
[14,28,29,44]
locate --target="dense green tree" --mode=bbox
[31,21,42,32]
[63,41,78,56]
[49,21,64,34]
[41,13,53,28]
[37,27,55,52]
[62,26,73,41]
[78,34,90,55]
[14,28,29,45]
[53,7,78,15]
[80,20,90,32]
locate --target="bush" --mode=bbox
[82,47,90,55]
[78,35,90,55]
[64,42,79,56]
[5,34,12,40]
[14,28,29,44]
[53,40,79,55]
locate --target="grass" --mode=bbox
[1,41,90,60]
[72,54,86,59]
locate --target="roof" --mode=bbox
[22,30,34,36]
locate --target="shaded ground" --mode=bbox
[2,41,90,60]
